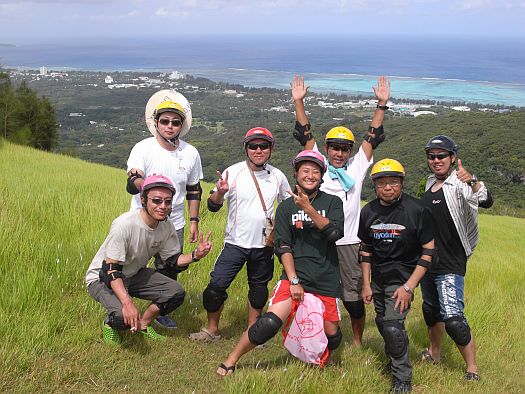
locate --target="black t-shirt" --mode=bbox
[422,186,467,275]
[358,193,435,285]
[274,190,344,298]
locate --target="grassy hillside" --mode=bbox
[1,141,524,393]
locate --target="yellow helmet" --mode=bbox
[370,158,406,179]
[325,126,355,146]
[154,100,186,120]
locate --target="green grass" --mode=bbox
[1,141,524,393]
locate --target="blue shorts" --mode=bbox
[420,273,466,321]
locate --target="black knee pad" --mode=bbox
[327,328,343,350]
[422,302,442,327]
[105,312,128,331]
[375,316,384,336]
[248,312,282,345]
[248,285,269,310]
[445,316,471,347]
[156,290,185,316]
[382,321,408,358]
[343,300,365,320]
[203,285,228,313]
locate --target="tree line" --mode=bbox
[0,72,58,150]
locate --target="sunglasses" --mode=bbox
[328,144,352,152]
[247,142,271,151]
[427,152,450,161]
[150,198,173,206]
[375,179,401,188]
[158,118,183,127]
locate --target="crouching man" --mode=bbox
[216,150,344,376]
[85,175,212,345]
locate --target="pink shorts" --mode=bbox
[269,280,341,322]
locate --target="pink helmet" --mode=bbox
[141,174,176,197]
[292,150,327,175]
[243,127,275,146]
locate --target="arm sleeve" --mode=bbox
[158,226,182,262]
[278,171,292,202]
[417,206,435,245]
[126,143,146,173]
[188,150,204,185]
[357,208,373,245]
[104,221,129,263]
[274,202,294,261]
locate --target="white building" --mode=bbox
[168,71,184,80]
[104,75,114,84]
[39,66,47,76]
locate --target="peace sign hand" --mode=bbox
[287,185,311,211]
[194,231,213,260]
[215,170,229,195]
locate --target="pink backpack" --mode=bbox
[282,293,329,367]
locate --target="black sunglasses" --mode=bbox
[427,152,450,161]
[328,144,352,152]
[247,142,271,151]
[158,118,183,127]
[150,197,173,206]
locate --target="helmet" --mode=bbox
[425,135,458,155]
[243,127,275,146]
[325,126,355,146]
[141,175,176,197]
[145,90,192,138]
[370,158,405,179]
[292,150,327,175]
[154,100,186,121]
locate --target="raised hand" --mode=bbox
[290,75,309,102]
[456,159,473,184]
[194,231,213,260]
[373,76,390,104]
[287,185,311,211]
[215,170,229,195]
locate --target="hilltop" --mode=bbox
[7,68,525,216]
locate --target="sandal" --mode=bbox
[188,328,222,342]
[217,363,235,376]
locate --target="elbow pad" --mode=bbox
[207,197,223,212]
[478,189,494,209]
[364,125,385,149]
[164,253,188,274]
[99,260,125,288]
[126,171,143,195]
[321,222,343,243]
[274,242,293,261]
[293,121,313,146]
[186,182,202,201]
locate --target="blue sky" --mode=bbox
[1,0,524,43]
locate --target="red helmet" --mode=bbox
[292,150,327,175]
[243,127,275,146]
[141,174,176,197]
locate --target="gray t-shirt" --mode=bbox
[85,210,180,285]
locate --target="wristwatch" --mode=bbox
[190,216,200,223]
[191,250,200,263]
[402,284,413,294]
[467,175,478,186]
[290,277,301,286]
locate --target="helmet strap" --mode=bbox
[155,123,180,148]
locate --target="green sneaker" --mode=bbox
[139,325,166,341]
[102,322,121,345]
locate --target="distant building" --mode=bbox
[39,66,47,76]
[104,75,114,84]
[451,106,470,112]
[168,71,184,80]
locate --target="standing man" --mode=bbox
[85,175,212,345]
[126,90,203,329]
[189,127,290,342]
[216,150,345,376]
[358,159,435,393]
[419,135,491,382]
[291,75,390,345]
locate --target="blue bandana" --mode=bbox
[328,164,355,192]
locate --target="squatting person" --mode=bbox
[85,175,212,344]
[419,135,492,382]
[290,75,390,345]
[189,127,290,342]
[216,150,344,376]
[358,159,435,393]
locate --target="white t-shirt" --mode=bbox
[85,210,180,286]
[314,143,373,245]
[218,161,291,249]
[127,137,203,230]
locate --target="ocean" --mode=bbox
[2,35,524,106]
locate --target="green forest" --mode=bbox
[3,69,524,216]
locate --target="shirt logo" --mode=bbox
[432,199,441,204]
[291,209,326,226]
[370,223,406,240]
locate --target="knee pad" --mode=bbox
[248,312,282,345]
[375,316,384,337]
[445,316,471,347]
[105,312,128,331]
[248,285,269,310]
[382,321,408,358]
[156,290,185,316]
[422,302,442,327]
[326,328,343,350]
[343,300,365,320]
[203,285,228,313]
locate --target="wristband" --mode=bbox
[189,216,200,222]
[191,250,200,263]
[376,104,389,110]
